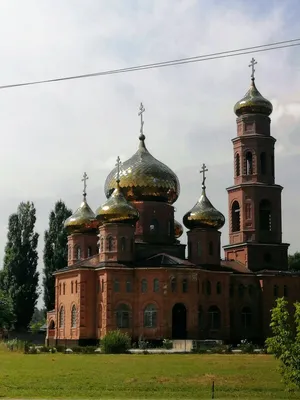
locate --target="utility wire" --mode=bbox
[0,38,299,90]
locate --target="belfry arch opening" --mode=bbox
[231,201,241,232]
[245,151,253,175]
[235,153,240,177]
[259,199,272,231]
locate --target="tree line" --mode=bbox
[0,201,71,331]
[0,199,300,332]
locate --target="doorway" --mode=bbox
[172,303,187,339]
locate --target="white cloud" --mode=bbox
[0,0,298,307]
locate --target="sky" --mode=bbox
[0,0,299,308]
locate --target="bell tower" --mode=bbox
[223,59,289,271]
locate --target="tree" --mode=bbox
[1,202,39,331]
[266,298,300,391]
[288,252,300,271]
[0,290,15,330]
[43,201,72,311]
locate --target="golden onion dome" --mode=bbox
[96,157,140,225]
[174,219,183,239]
[104,103,180,204]
[234,60,272,117]
[64,199,98,234]
[183,165,225,231]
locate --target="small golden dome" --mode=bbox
[104,104,180,204]
[174,219,183,239]
[64,199,97,234]
[96,157,140,225]
[183,164,225,231]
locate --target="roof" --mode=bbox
[221,260,254,274]
[136,253,194,267]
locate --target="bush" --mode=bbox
[162,339,173,350]
[4,339,26,352]
[239,339,255,354]
[101,330,130,354]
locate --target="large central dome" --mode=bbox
[104,124,180,204]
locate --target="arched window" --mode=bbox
[71,305,77,328]
[259,200,272,231]
[108,237,114,251]
[170,277,176,293]
[116,304,131,328]
[245,151,253,175]
[208,306,221,330]
[75,281,78,293]
[48,320,55,330]
[76,246,81,260]
[197,242,202,256]
[260,152,267,174]
[231,201,240,232]
[206,280,211,295]
[209,241,214,256]
[264,253,272,263]
[59,306,65,328]
[273,284,279,297]
[198,306,203,329]
[284,285,288,297]
[120,237,126,252]
[149,219,159,233]
[235,153,240,176]
[248,285,253,296]
[182,278,188,293]
[238,284,245,298]
[63,283,66,295]
[216,282,222,295]
[144,304,157,328]
[59,283,62,295]
[100,237,104,252]
[141,279,147,293]
[126,280,132,293]
[153,278,159,293]
[71,281,74,294]
[271,155,275,178]
[241,307,252,329]
[87,247,92,257]
[114,279,120,292]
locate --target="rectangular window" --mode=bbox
[114,279,120,292]
[126,280,132,293]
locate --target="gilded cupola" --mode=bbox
[104,103,180,204]
[183,164,225,231]
[174,219,184,239]
[64,172,98,234]
[234,58,273,117]
[96,157,140,225]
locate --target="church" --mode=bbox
[46,59,300,347]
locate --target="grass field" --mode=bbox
[0,350,298,399]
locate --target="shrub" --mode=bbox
[56,345,65,353]
[162,339,173,350]
[4,339,26,352]
[101,330,130,354]
[239,339,255,354]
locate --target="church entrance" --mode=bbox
[172,303,187,339]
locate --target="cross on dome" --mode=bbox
[115,156,122,184]
[249,57,257,81]
[138,102,146,139]
[82,172,89,199]
[200,163,208,189]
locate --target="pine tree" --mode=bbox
[43,200,72,311]
[1,202,39,331]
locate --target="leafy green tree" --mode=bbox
[43,201,72,311]
[266,298,300,391]
[0,290,15,330]
[1,202,39,331]
[288,252,300,271]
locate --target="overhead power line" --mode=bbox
[0,38,299,90]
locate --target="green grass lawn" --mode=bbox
[0,350,298,399]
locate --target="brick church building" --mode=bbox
[47,60,300,346]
